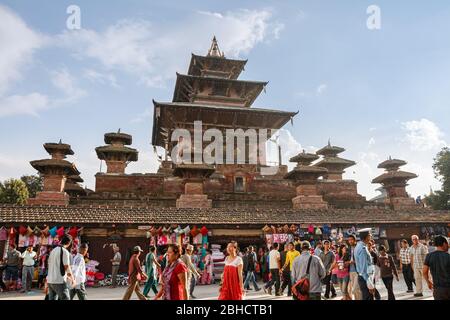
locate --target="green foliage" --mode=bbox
[425,190,450,210]
[0,178,29,205]
[20,174,43,198]
[425,147,450,210]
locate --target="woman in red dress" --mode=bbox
[218,241,244,300]
[155,244,188,300]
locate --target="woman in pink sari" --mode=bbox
[200,249,213,285]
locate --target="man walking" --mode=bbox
[399,239,415,293]
[181,244,200,299]
[122,246,147,300]
[320,240,337,299]
[4,244,21,291]
[280,242,300,296]
[243,246,261,291]
[264,243,281,296]
[47,235,75,300]
[20,245,36,293]
[423,235,450,300]
[410,235,428,297]
[377,245,399,300]
[347,235,361,300]
[70,243,88,300]
[110,245,121,288]
[291,241,326,300]
[355,228,376,300]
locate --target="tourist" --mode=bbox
[355,228,376,300]
[347,235,361,300]
[423,235,450,300]
[244,246,261,291]
[219,241,244,300]
[368,240,381,300]
[181,244,200,299]
[291,241,326,300]
[242,247,249,280]
[20,245,37,293]
[70,243,89,300]
[200,249,214,285]
[332,244,351,300]
[264,243,281,296]
[260,247,270,283]
[280,243,293,296]
[122,246,147,300]
[110,245,121,288]
[410,235,428,297]
[314,241,323,256]
[4,244,21,291]
[399,239,415,293]
[47,235,75,300]
[320,240,337,299]
[37,246,51,289]
[143,245,161,298]
[377,245,399,300]
[0,259,7,292]
[155,244,188,300]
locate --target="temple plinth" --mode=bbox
[28,141,79,206]
[285,151,328,209]
[315,141,366,208]
[64,175,86,198]
[372,157,418,210]
[95,130,138,174]
[173,155,215,208]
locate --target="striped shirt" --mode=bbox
[410,243,428,269]
[399,247,411,264]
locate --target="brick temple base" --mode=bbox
[390,197,417,210]
[27,192,70,206]
[292,195,328,209]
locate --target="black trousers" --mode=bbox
[402,264,415,291]
[324,273,336,297]
[265,269,281,293]
[382,276,395,300]
[358,276,381,300]
[281,269,292,296]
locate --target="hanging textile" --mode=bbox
[0,227,7,241]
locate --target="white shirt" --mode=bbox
[268,249,280,270]
[71,253,86,289]
[47,246,71,284]
[225,256,243,267]
[21,250,36,267]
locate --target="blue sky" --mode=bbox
[0,1,449,199]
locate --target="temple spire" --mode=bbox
[207,36,224,58]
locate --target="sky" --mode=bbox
[0,0,449,199]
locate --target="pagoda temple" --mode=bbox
[372,157,418,210]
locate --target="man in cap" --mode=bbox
[122,245,147,300]
[291,241,326,300]
[181,244,201,299]
[354,228,376,300]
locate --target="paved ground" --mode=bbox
[0,274,433,300]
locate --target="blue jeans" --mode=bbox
[48,283,70,300]
[244,271,259,290]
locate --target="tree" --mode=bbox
[21,174,43,198]
[0,178,29,205]
[425,147,450,210]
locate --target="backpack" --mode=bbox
[292,256,313,300]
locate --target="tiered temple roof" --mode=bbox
[315,141,356,180]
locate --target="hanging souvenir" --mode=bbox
[19,225,27,236]
[190,226,199,237]
[18,234,27,248]
[33,226,42,236]
[265,234,274,247]
[200,226,208,236]
[182,225,190,236]
[202,234,208,245]
[26,226,33,236]
[0,226,7,241]
[146,231,151,239]
[162,226,170,234]
[315,227,322,236]
[68,226,78,238]
[270,225,277,234]
[262,225,271,233]
[169,233,176,244]
[49,226,57,237]
[308,224,314,234]
[193,233,202,244]
[174,226,183,235]
[56,227,65,238]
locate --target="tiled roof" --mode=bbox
[0,205,449,226]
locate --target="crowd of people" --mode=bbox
[0,230,449,301]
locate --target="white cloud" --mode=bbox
[58,9,283,88]
[368,137,376,146]
[83,69,119,88]
[402,118,446,151]
[0,5,47,95]
[0,93,49,117]
[51,68,86,103]
[316,84,327,96]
